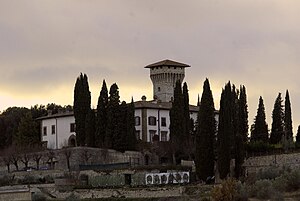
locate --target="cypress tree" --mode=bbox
[195,78,216,180]
[284,90,293,141]
[74,73,91,146]
[105,83,120,149]
[217,82,234,179]
[115,101,128,152]
[251,96,269,142]
[95,80,108,147]
[183,82,190,140]
[169,80,185,162]
[270,93,284,144]
[296,125,300,146]
[235,85,248,178]
[127,98,137,151]
[85,109,96,147]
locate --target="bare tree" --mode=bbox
[1,148,13,173]
[20,147,31,169]
[31,145,44,170]
[62,148,72,171]
[47,150,56,170]
[32,152,43,170]
[80,148,93,165]
[11,150,20,171]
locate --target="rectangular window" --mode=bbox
[148,116,157,126]
[70,123,76,133]
[161,117,166,127]
[135,116,141,126]
[51,125,55,135]
[43,126,47,136]
[161,131,168,142]
[149,130,157,142]
[135,130,141,140]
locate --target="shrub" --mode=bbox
[211,178,237,201]
[65,192,80,201]
[32,192,47,201]
[252,179,280,200]
[0,175,14,186]
[256,166,282,180]
[283,169,300,191]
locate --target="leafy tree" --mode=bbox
[195,78,216,180]
[105,83,120,149]
[169,80,185,163]
[270,93,284,144]
[95,80,108,148]
[251,96,269,142]
[235,85,248,178]
[284,90,293,141]
[15,113,40,146]
[74,73,91,146]
[217,82,235,179]
[1,107,30,147]
[85,109,96,147]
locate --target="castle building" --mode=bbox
[38,59,200,149]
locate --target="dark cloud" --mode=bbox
[1,0,300,134]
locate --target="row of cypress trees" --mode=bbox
[193,79,248,180]
[250,90,293,145]
[73,73,137,152]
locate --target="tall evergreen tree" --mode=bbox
[235,85,248,178]
[105,83,120,149]
[296,125,300,145]
[85,109,96,147]
[95,80,108,147]
[73,73,91,146]
[251,96,269,142]
[126,98,137,151]
[183,82,190,140]
[270,93,284,144]
[115,101,128,152]
[195,78,216,180]
[217,82,235,179]
[284,90,293,141]
[169,80,185,162]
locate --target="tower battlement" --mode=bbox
[145,59,190,102]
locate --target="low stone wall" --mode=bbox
[0,188,31,201]
[0,147,145,173]
[244,152,300,174]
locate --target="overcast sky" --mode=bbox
[1,0,300,136]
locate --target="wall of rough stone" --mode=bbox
[244,152,300,174]
[0,147,145,173]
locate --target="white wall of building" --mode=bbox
[41,115,75,149]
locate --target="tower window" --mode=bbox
[158,87,161,92]
[148,116,157,126]
[161,117,166,127]
[135,116,141,126]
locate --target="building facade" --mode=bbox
[38,59,212,149]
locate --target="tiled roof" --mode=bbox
[145,59,190,68]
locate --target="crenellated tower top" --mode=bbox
[145,59,190,102]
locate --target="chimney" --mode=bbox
[141,95,147,101]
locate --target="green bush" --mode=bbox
[282,169,300,191]
[0,175,14,186]
[32,192,47,201]
[65,192,80,201]
[256,166,282,180]
[253,179,274,199]
[211,178,237,201]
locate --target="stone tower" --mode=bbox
[145,59,190,102]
